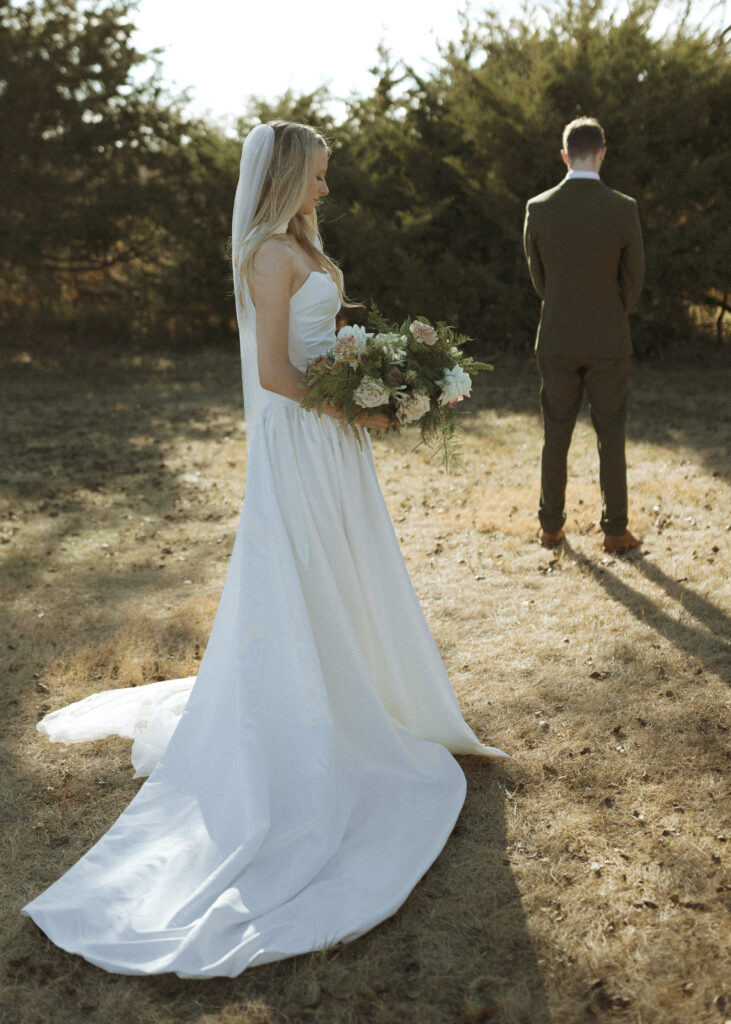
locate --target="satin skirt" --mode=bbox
[23,397,507,977]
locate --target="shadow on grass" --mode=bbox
[3,345,726,1023]
[3,351,551,1023]
[7,756,549,1023]
[562,542,730,687]
[119,767,550,1024]
[3,348,729,494]
[0,349,243,506]
[0,349,245,655]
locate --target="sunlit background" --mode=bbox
[3,0,728,352]
[130,0,727,122]
[130,0,517,121]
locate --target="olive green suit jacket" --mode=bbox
[523,177,644,358]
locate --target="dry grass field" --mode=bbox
[1,341,729,1024]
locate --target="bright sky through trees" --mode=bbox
[130,0,519,121]
[130,0,728,123]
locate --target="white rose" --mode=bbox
[353,376,391,408]
[438,365,472,405]
[340,323,369,344]
[396,389,432,425]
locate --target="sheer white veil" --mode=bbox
[232,123,275,433]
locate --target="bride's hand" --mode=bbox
[322,404,395,432]
[355,409,396,432]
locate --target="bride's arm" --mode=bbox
[251,243,392,430]
[251,242,306,404]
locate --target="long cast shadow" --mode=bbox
[562,542,730,687]
[633,556,731,640]
[126,763,553,1024]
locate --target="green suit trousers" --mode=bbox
[538,355,631,537]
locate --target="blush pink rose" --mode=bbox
[333,324,368,362]
[409,320,439,345]
[353,376,390,408]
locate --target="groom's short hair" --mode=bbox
[562,117,606,159]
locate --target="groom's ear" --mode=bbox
[561,149,570,166]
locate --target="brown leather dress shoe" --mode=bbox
[603,530,642,552]
[539,528,565,548]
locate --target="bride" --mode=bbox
[22,121,508,978]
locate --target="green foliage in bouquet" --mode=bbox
[300,305,492,471]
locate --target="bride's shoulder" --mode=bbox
[252,237,295,282]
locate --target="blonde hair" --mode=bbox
[236,121,350,305]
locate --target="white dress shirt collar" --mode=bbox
[565,169,601,180]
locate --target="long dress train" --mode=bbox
[22,271,507,977]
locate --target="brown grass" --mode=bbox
[1,343,729,1024]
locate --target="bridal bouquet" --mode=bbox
[300,309,492,471]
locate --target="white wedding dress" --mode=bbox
[22,269,507,977]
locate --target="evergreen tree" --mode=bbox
[0,0,187,332]
[2,0,727,353]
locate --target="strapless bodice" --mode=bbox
[288,271,340,371]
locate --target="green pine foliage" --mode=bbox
[1,0,728,354]
[0,0,191,338]
[324,1,730,355]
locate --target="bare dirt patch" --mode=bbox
[1,345,729,1024]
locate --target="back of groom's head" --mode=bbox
[562,117,606,160]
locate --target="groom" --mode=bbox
[523,116,644,552]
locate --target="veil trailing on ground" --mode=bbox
[232,123,275,433]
